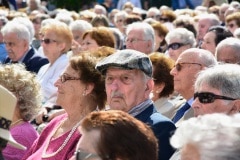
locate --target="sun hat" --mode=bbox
[0,85,26,150]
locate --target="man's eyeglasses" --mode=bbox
[194,92,237,104]
[174,63,202,72]
[125,38,147,43]
[75,150,100,160]
[167,43,186,50]
[59,74,81,83]
[41,38,57,44]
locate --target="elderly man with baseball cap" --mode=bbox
[0,85,26,159]
[96,49,176,160]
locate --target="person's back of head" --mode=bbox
[215,37,240,64]
[78,110,158,160]
[171,113,240,160]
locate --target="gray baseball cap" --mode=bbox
[95,49,152,77]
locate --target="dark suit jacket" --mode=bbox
[4,47,49,73]
[135,104,176,160]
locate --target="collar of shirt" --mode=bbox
[128,99,153,117]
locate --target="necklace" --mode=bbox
[41,118,81,158]
[10,119,23,127]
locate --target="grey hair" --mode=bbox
[215,37,240,62]
[0,64,42,121]
[114,10,128,23]
[146,7,160,17]
[55,12,74,25]
[69,20,92,32]
[165,28,196,47]
[195,64,240,99]
[198,13,221,26]
[12,17,35,41]
[126,22,155,51]
[27,0,41,7]
[171,113,240,160]
[1,21,31,43]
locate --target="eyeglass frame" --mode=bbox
[74,150,101,160]
[41,38,57,44]
[125,38,148,43]
[59,74,81,83]
[167,42,186,50]
[174,62,202,72]
[194,92,237,104]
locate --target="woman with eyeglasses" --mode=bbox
[165,28,196,61]
[23,53,107,160]
[34,21,72,127]
[70,110,158,160]
[192,64,240,117]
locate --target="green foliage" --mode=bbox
[49,0,96,12]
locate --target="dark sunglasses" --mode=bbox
[174,62,202,72]
[59,74,81,83]
[159,17,169,22]
[41,38,57,44]
[75,150,100,160]
[167,43,186,50]
[194,92,237,104]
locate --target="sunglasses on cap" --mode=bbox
[41,38,57,44]
[167,43,186,50]
[194,92,237,104]
[174,63,202,72]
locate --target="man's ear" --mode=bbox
[145,79,154,98]
[230,100,240,114]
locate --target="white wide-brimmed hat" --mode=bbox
[0,85,26,150]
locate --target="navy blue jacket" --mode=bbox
[135,104,176,160]
[4,47,49,73]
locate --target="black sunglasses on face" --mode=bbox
[174,63,202,72]
[167,43,186,50]
[194,92,237,104]
[41,38,57,44]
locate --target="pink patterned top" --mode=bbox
[22,114,81,160]
[2,121,39,160]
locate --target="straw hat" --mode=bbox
[0,85,26,150]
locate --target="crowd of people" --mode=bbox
[0,0,240,160]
